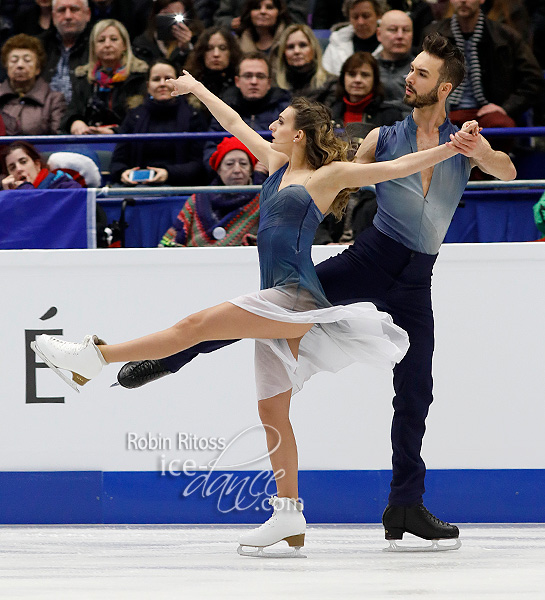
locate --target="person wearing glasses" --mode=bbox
[203,51,290,175]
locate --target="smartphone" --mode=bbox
[155,14,183,41]
[129,169,156,182]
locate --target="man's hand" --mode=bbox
[477,103,507,117]
[447,120,483,158]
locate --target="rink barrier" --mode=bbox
[3,125,545,145]
[0,469,543,525]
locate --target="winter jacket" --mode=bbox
[17,168,82,190]
[376,53,414,117]
[60,59,149,132]
[204,85,291,169]
[425,17,545,118]
[0,77,66,135]
[323,25,379,76]
[133,32,190,73]
[329,95,403,130]
[38,25,91,87]
[110,96,206,186]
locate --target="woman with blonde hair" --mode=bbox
[33,68,475,556]
[62,19,149,134]
[272,24,337,104]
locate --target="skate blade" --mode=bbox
[384,537,461,553]
[31,341,80,393]
[237,544,306,558]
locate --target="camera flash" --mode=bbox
[174,13,185,22]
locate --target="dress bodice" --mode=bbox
[257,164,327,305]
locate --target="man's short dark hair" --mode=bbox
[237,52,270,77]
[422,32,466,93]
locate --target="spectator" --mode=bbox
[425,0,545,130]
[133,0,205,72]
[214,0,307,30]
[272,24,337,104]
[110,59,206,186]
[184,26,242,121]
[88,0,151,40]
[485,0,531,42]
[13,0,54,36]
[322,0,382,76]
[386,0,433,49]
[329,52,403,130]
[0,141,81,189]
[375,9,414,117]
[159,136,263,247]
[311,0,344,30]
[237,0,291,54]
[194,0,220,27]
[203,51,290,170]
[0,34,66,135]
[61,19,149,134]
[40,0,92,104]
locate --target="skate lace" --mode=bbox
[51,337,89,355]
[420,505,451,527]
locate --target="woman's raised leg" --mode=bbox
[100,302,313,364]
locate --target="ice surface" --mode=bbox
[0,524,543,599]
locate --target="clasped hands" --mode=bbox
[446,120,483,157]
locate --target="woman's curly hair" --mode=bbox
[290,97,355,219]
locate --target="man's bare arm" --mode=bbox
[449,130,517,181]
[353,128,380,164]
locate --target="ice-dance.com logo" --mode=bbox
[153,425,294,514]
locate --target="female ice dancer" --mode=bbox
[32,70,476,557]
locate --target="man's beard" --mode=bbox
[404,81,440,108]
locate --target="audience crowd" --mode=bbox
[1,0,544,246]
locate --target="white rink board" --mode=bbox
[1,243,544,472]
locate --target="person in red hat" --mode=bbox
[159,136,265,246]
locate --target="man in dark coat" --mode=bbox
[39,0,92,103]
[203,52,291,174]
[424,0,545,129]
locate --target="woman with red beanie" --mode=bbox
[159,136,265,246]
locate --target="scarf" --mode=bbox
[342,92,374,124]
[92,63,129,92]
[285,62,317,93]
[448,11,488,107]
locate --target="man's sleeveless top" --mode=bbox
[373,113,471,255]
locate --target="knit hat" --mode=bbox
[209,137,258,172]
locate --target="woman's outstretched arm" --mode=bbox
[168,71,284,170]
[327,121,479,191]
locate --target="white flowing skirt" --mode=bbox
[229,286,409,401]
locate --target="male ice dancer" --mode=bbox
[116,33,516,549]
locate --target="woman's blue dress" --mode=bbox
[230,163,409,400]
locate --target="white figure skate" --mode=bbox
[237,497,307,558]
[31,334,106,392]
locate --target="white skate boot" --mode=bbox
[31,334,107,392]
[237,497,306,558]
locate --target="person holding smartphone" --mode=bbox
[110,58,206,186]
[133,0,205,73]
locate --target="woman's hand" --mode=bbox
[171,21,192,50]
[70,120,93,135]
[88,125,116,135]
[120,168,140,185]
[148,166,168,184]
[1,174,24,190]
[167,70,198,96]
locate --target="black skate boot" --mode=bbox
[382,504,461,552]
[116,360,171,389]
